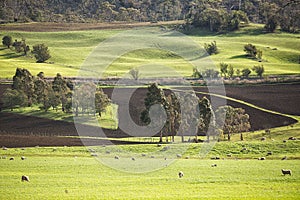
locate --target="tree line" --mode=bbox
[0,0,298,33]
[3,68,251,142]
[140,83,251,143]
[3,68,110,117]
[2,35,51,63]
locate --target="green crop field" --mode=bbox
[0,144,299,200]
[0,24,299,79]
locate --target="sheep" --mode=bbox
[261,137,266,141]
[241,147,248,152]
[281,169,292,176]
[178,171,184,178]
[141,153,146,157]
[288,137,296,141]
[157,144,162,147]
[131,157,135,161]
[114,156,119,160]
[21,175,30,182]
[21,156,26,160]
[2,147,7,150]
[176,154,182,158]
[105,150,111,154]
[281,156,287,160]
[258,157,266,160]
[211,164,217,167]
[150,156,155,158]
[162,146,170,151]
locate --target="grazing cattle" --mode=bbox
[21,156,26,160]
[211,164,217,167]
[258,157,266,160]
[131,157,135,161]
[178,171,184,178]
[21,175,30,182]
[9,157,14,160]
[281,169,292,176]
[114,156,119,160]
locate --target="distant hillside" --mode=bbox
[0,0,299,33]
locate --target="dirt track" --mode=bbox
[0,83,299,147]
[0,21,183,32]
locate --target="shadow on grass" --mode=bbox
[229,54,248,59]
[0,52,23,59]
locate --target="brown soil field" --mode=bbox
[0,21,183,32]
[0,83,298,147]
[224,83,300,116]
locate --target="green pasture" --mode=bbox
[0,24,299,79]
[0,144,299,199]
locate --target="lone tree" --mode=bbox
[12,68,35,106]
[2,36,13,48]
[3,88,26,111]
[12,39,30,55]
[198,96,215,142]
[220,62,229,78]
[141,83,167,143]
[252,65,265,78]
[129,68,140,80]
[244,44,257,58]
[241,68,251,78]
[215,106,251,141]
[204,41,218,55]
[32,44,51,63]
[95,88,111,117]
[52,73,71,112]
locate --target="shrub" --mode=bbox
[219,62,228,78]
[204,41,218,55]
[202,69,219,79]
[32,44,51,63]
[244,44,257,58]
[252,65,265,78]
[241,68,251,78]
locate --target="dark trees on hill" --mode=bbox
[0,0,298,33]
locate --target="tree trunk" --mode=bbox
[227,133,231,141]
[159,131,163,143]
[240,133,244,141]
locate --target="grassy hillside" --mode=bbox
[0,24,299,79]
